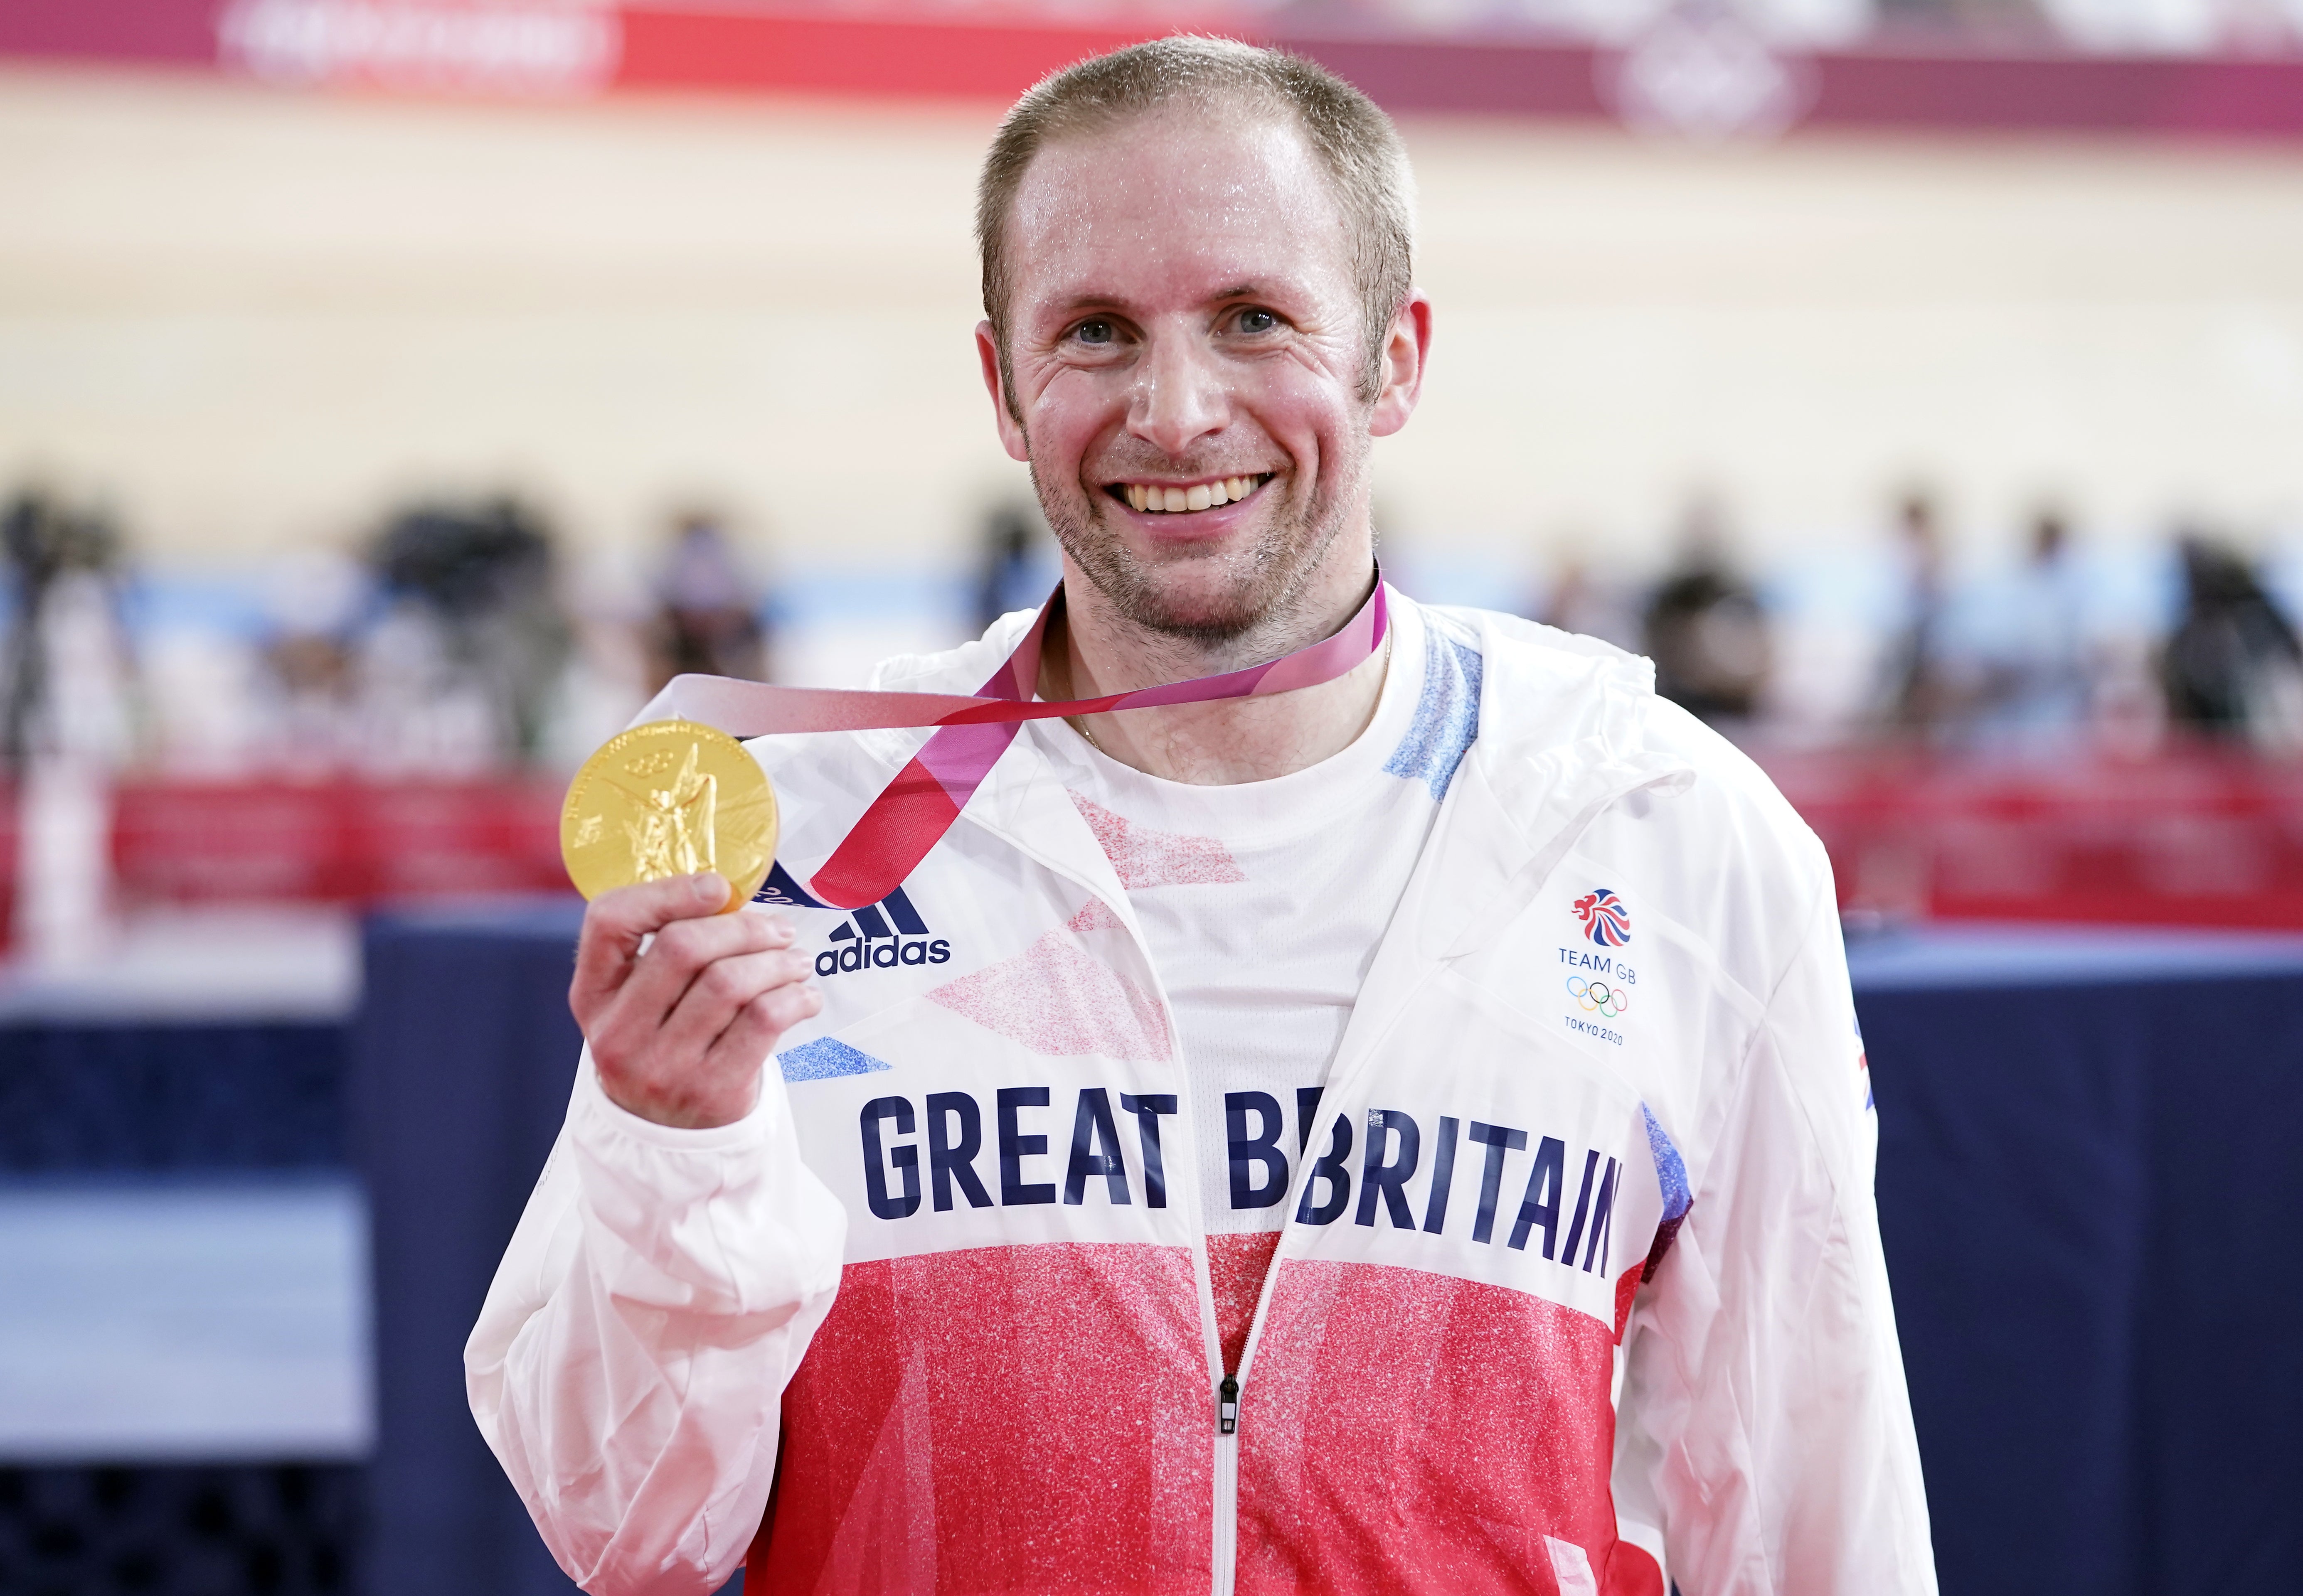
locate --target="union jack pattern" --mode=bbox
[1574,889,1631,947]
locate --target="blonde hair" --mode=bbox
[976,36,1415,408]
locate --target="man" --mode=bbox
[469,38,1935,1596]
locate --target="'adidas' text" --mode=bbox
[818,937,950,976]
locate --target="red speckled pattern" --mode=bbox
[1067,791,1249,888]
[752,1242,1213,1595]
[1605,1542,1667,1596]
[927,901,1171,1061]
[1235,1258,1622,1596]
[1208,1231,1283,1376]
[1612,1264,1642,1343]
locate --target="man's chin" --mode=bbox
[1106,586,1262,644]
[1042,479,1350,647]
[1076,545,1285,643]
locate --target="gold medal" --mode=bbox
[560,719,777,913]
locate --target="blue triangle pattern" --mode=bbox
[1382,626,1484,802]
[777,1037,894,1083]
[1641,1103,1692,1224]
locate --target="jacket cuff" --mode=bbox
[569,1049,781,1160]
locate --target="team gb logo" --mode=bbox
[1574,888,1631,947]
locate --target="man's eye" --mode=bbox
[1072,320,1116,346]
[1236,308,1278,334]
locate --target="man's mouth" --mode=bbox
[1109,474,1272,515]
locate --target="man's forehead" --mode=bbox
[1003,109,1350,307]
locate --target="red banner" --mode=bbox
[0,756,2300,934]
[1767,747,2303,930]
[108,776,567,905]
[7,0,2303,138]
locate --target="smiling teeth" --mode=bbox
[1124,476,1264,513]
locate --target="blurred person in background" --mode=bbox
[1966,504,2097,747]
[2,485,134,772]
[261,548,371,773]
[2160,529,2303,752]
[1640,492,1771,724]
[974,500,1050,630]
[1,484,138,963]
[650,509,768,690]
[542,542,663,770]
[1532,543,1640,651]
[361,494,570,769]
[1878,487,1956,735]
[265,618,353,722]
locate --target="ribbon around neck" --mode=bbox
[637,575,1390,909]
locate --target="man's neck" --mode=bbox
[1038,552,1389,786]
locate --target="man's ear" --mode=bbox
[976,321,1032,463]
[1367,293,1433,440]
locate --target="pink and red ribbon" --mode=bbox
[640,577,1389,908]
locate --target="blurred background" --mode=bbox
[2,0,2301,1592]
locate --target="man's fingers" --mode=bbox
[704,981,825,1082]
[570,881,812,1131]
[658,946,815,1058]
[607,910,793,1038]
[570,873,734,1015]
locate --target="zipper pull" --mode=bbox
[1218,1374,1239,1435]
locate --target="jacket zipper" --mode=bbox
[1209,1079,1353,1596]
[1053,880,1232,1596]
[1212,1404,1238,1595]
[1015,864,1234,1596]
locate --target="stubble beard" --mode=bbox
[1030,436,1369,654]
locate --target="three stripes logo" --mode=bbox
[756,863,951,977]
[1572,888,1631,948]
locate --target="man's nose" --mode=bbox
[1127,330,1229,458]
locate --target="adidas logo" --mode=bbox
[755,863,951,978]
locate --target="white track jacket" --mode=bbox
[468,593,1937,1596]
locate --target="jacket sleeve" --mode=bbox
[1612,874,1938,1596]
[466,1051,849,1596]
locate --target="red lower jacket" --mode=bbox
[468,595,1936,1596]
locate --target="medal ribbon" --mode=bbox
[638,576,1389,909]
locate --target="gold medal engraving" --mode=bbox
[560,720,777,912]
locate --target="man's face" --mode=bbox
[978,110,1424,642]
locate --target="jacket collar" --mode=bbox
[846,593,1694,959]
[843,607,1130,907]
[1414,605,1692,958]
[1285,605,1689,1092]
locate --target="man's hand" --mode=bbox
[570,873,823,1129]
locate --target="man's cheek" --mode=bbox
[1022,430,1091,490]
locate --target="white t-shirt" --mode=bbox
[1021,595,1485,1372]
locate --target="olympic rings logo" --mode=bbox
[1567,976,1629,1018]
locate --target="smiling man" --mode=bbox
[468,38,1935,1596]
